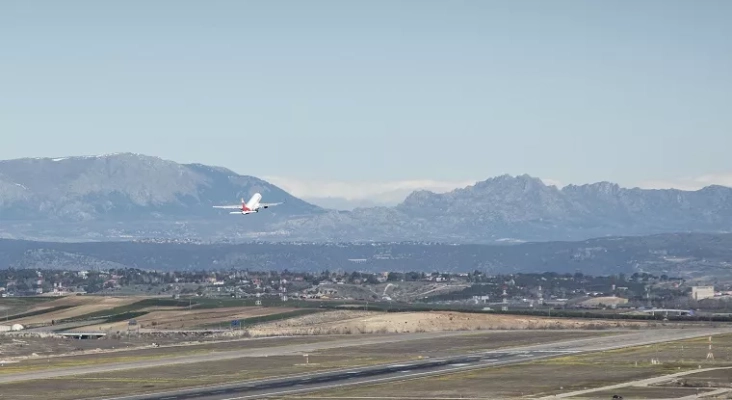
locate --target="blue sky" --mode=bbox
[2,1,731,202]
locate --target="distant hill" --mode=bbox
[276,174,732,243]
[0,153,322,241]
[1,154,731,243]
[1,233,731,278]
[301,196,396,211]
[0,153,321,220]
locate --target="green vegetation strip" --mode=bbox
[189,297,322,309]
[56,298,324,328]
[170,297,732,323]
[102,311,149,324]
[0,297,55,308]
[200,308,324,329]
[56,298,191,323]
[241,308,323,324]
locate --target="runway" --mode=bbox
[0,330,485,384]
[99,352,545,400]
[94,327,732,400]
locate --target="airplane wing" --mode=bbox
[213,205,243,209]
[259,202,282,207]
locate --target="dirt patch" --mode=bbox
[248,310,666,336]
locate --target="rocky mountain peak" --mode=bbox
[0,153,322,224]
[2,155,732,244]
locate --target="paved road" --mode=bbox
[24,319,107,333]
[538,366,732,399]
[91,327,732,400]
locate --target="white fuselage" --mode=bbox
[231,193,263,215]
[215,192,280,216]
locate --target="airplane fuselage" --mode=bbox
[214,192,281,216]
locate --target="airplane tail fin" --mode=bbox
[245,193,263,210]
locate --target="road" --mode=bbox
[24,319,107,333]
[90,327,732,400]
[537,366,732,399]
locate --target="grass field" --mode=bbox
[0,331,612,399]
[66,298,193,320]
[0,335,343,373]
[664,367,732,387]
[5,296,145,326]
[587,386,717,399]
[198,308,326,330]
[0,353,408,400]
[5,294,674,337]
[0,295,326,332]
[4,294,731,400]
[314,330,613,359]
[279,333,732,399]
[3,294,720,335]
[73,305,304,331]
[0,297,64,320]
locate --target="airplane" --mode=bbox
[213,193,282,215]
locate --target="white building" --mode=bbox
[0,324,25,332]
[472,295,490,304]
[691,286,715,300]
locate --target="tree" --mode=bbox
[387,272,403,282]
[405,272,421,281]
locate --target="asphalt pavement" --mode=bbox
[0,330,485,384]
[92,327,732,400]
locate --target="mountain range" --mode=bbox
[1,153,731,243]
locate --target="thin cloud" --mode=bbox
[636,173,732,191]
[265,173,732,207]
[263,176,478,202]
[540,178,564,188]
[265,176,567,204]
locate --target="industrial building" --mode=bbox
[691,286,715,301]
